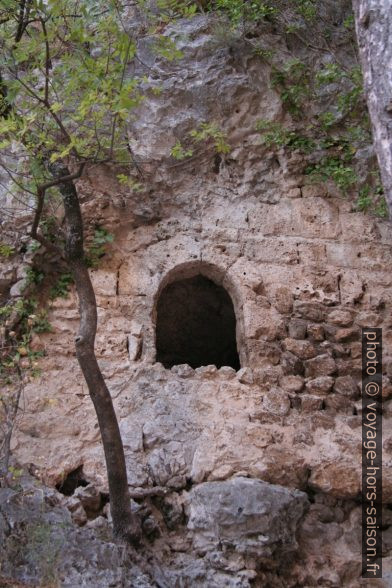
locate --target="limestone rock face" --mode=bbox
[0,476,154,588]
[186,477,309,559]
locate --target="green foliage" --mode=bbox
[375,198,388,218]
[25,267,45,287]
[0,0,157,182]
[343,14,355,30]
[49,272,74,300]
[338,81,363,116]
[190,122,230,154]
[357,185,372,212]
[0,243,15,257]
[315,63,343,86]
[153,36,184,61]
[86,227,114,267]
[256,120,314,152]
[170,140,194,160]
[252,46,275,59]
[30,310,52,334]
[172,122,230,159]
[7,465,23,485]
[305,156,357,193]
[27,240,42,253]
[294,0,316,21]
[40,216,59,242]
[0,304,12,319]
[357,183,388,218]
[116,173,143,191]
[249,3,372,199]
[271,59,310,116]
[317,112,337,131]
[156,0,198,20]
[0,296,50,386]
[212,0,277,26]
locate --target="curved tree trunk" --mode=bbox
[353,0,392,217]
[51,162,140,543]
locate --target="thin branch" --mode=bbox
[15,0,27,43]
[109,36,134,158]
[126,143,144,177]
[40,17,52,104]
[29,185,45,238]
[0,162,37,197]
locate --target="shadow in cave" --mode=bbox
[156,274,240,370]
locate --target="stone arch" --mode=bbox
[152,261,246,369]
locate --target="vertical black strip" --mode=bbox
[362,328,382,578]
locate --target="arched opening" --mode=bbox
[156,274,240,370]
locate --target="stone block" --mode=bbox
[333,375,359,399]
[185,477,308,558]
[171,364,195,378]
[249,341,282,366]
[237,367,254,385]
[128,334,142,361]
[324,394,353,414]
[74,484,102,513]
[287,187,301,198]
[309,462,360,498]
[301,184,327,198]
[300,395,324,412]
[195,365,218,377]
[290,198,339,239]
[272,286,294,314]
[283,338,316,360]
[243,303,286,341]
[334,327,358,342]
[339,272,365,305]
[297,242,328,269]
[280,375,304,393]
[218,366,237,379]
[89,269,117,297]
[305,376,334,395]
[294,301,326,322]
[281,351,304,376]
[263,387,290,416]
[307,324,324,341]
[328,309,354,327]
[304,354,337,378]
[244,237,298,265]
[288,319,307,339]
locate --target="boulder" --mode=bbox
[185,477,309,561]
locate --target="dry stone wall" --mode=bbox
[5,13,392,587]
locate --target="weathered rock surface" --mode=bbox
[186,477,308,559]
[0,475,154,588]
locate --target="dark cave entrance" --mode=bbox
[156,274,240,370]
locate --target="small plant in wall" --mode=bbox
[85,227,115,268]
[49,273,74,300]
[170,121,230,161]
[0,243,15,258]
